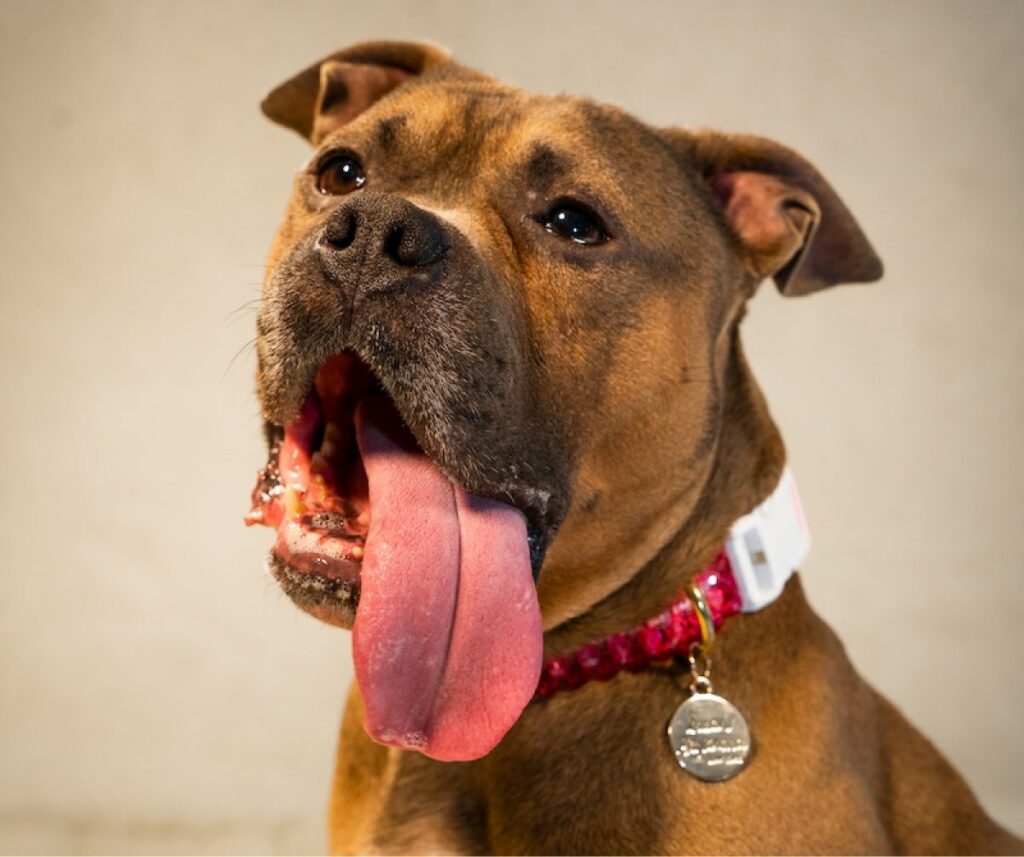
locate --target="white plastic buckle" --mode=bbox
[724,468,810,612]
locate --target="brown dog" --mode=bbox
[247,41,1021,854]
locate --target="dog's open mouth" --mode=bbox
[246,353,376,614]
[246,351,543,761]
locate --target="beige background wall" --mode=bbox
[1,0,1021,853]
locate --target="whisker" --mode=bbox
[223,297,263,324]
[222,336,257,381]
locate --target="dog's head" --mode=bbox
[248,41,881,761]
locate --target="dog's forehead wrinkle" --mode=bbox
[375,113,408,151]
[393,80,515,129]
[524,142,569,188]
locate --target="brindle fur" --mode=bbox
[255,41,1022,855]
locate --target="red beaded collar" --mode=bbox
[534,551,742,699]
[534,468,810,700]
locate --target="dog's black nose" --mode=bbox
[318,192,449,271]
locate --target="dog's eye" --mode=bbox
[540,202,609,246]
[316,155,366,195]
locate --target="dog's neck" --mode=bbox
[544,332,786,654]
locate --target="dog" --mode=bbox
[246,40,1022,854]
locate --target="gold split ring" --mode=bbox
[684,582,716,651]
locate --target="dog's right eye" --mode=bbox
[316,155,367,195]
[538,200,610,246]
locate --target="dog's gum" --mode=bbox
[273,517,364,579]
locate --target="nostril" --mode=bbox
[321,209,358,251]
[383,224,406,264]
[384,216,449,267]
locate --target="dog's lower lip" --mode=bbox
[267,553,360,625]
[276,545,362,579]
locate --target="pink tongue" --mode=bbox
[352,396,542,761]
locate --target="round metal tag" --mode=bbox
[667,692,752,782]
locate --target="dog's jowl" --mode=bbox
[246,40,1022,855]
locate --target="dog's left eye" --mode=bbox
[540,201,609,246]
[316,155,367,195]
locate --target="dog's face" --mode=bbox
[248,41,881,760]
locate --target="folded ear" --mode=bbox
[261,40,452,145]
[668,130,883,296]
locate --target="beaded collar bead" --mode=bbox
[534,551,743,700]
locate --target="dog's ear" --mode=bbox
[667,129,883,296]
[261,40,452,145]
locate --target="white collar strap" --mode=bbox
[725,467,811,612]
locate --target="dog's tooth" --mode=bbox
[283,485,306,518]
[311,451,331,472]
